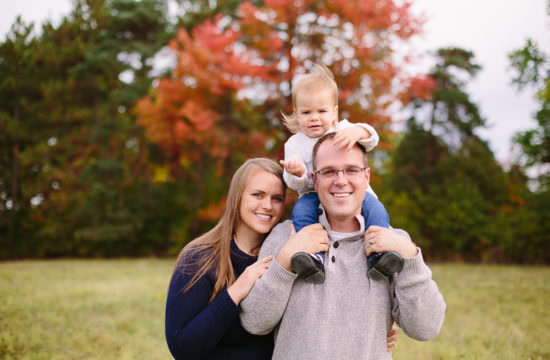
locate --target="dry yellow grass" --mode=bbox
[1,260,549,359]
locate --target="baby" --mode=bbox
[280,64,404,283]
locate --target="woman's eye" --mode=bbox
[252,193,263,198]
[273,196,283,203]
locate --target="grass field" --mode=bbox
[1,260,549,359]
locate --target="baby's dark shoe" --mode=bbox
[291,252,325,284]
[367,251,404,280]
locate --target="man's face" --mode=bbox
[313,139,370,228]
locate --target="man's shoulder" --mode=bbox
[268,220,292,238]
[258,220,292,257]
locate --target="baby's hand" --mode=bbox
[280,158,306,177]
[334,125,370,151]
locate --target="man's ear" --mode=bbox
[312,171,318,190]
[364,167,371,184]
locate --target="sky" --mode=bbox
[2,0,548,165]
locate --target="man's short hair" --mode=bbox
[312,132,368,171]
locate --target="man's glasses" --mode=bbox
[314,166,367,180]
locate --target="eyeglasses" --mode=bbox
[314,166,367,179]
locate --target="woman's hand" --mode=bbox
[227,255,273,305]
[386,325,399,352]
[277,224,329,272]
[364,226,417,259]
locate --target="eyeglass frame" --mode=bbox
[313,166,368,180]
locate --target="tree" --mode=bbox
[508,38,550,188]
[137,0,427,246]
[383,47,511,261]
[0,0,174,258]
[0,18,45,257]
[506,2,550,263]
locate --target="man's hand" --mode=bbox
[280,158,306,177]
[333,125,370,151]
[277,224,329,272]
[364,226,417,258]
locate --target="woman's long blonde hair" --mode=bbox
[175,158,285,302]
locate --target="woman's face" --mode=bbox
[238,170,285,238]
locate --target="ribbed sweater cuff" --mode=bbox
[217,288,241,314]
[398,247,430,281]
[271,258,299,283]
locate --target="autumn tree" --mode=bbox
[137,0,427,246]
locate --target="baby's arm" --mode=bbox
[280,158,305,178]
[334,120,379,151]
[281,139,309,193]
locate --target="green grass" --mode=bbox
[1,261,549,359]
[392,264,550,360]
[0,259,173,360]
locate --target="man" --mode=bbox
[240,132,446,360]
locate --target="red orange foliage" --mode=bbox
[137,0,429,181]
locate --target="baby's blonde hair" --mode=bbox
[282,64,339,134]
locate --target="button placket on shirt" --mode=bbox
[331,241,339,263]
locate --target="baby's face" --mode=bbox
[295,88,338,139]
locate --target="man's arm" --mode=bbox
[365,227,446,340]
[383,229,446,340]
[239,221,298,335]
[391,248,446,340]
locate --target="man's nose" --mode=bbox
[334,171,348,185]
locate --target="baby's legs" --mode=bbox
[290,193,325,283]
[361,192,404,279]
[291,192,320,232]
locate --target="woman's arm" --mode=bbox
[165,264,239,359]
[165,254,273,359]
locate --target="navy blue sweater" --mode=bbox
[165,240,274,359]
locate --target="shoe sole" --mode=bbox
[291,252,325,284]
[368,251,404,280]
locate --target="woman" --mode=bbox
[165,158,398,359]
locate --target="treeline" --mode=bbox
[377,47,549,263]
[1,0,548,263]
